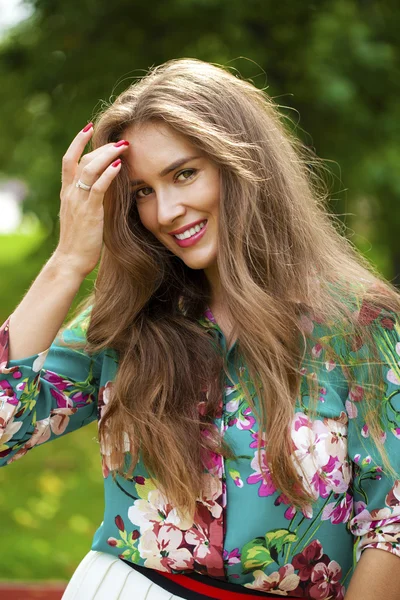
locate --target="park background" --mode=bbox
[0,0,399,586]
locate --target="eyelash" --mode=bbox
[132,168,198,200]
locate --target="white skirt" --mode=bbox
[62,550,186,600]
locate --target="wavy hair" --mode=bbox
[67,58,400,514]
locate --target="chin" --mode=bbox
[180,253,217,271]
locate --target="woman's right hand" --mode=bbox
[55,123,130,278]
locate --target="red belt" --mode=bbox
[160,570,298,599]
[120,559,298,599]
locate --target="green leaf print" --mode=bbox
[241,537,274,573]
[265,529,297,562]
[19,376,40,412]
[130,547,140,562]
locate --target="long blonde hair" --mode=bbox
[67,58,400,514]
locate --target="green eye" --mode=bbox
[176,168,197,181]
[133,187,153,200]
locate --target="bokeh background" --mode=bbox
[0,0,399,584]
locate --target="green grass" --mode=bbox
[0,423,104,580]
[0,224,103,581]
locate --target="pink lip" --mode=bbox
[168,218,207,236]
[172,221,208,248]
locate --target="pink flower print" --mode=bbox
[223,548,241,565]
[293,411,311,432]
[225,386,238,413]
[0,418,23,447]
[312,343,323,359]
[185,525,222,572]
[7,407,77,463]
[198,472,223,518]
[249,431,266,449]
[185,518,224,577]
[393,427,400,439]
[345,399,358,419]
[349,505,383,538]
[237,406,256,430]
[189,503,224,577]
[139,522,194,573]
[128,489,194,534]
[325,359,336,372]
[322,413,348,463]
[201,447,224,479]
[247,449,276,497]
[319,386,327,397]
[284,505,297,520]
[0,393,20,435]
[357,301,382,326]
[49,387,73,409]
[387,367,400,385]
[42,371,70,391]
[245,564,300,595]
[98,380,114,422]
[349,384,364,402]
[292,417,331,497]
[365,523,400,544]
[0,380,19,405]
[309,560,345,600]
[310,455,349,499]
[385,480,400,508]
[321,493,353,524]
[275,493,313,520]
[361,424,369,438]
[386,342,400,385]
[292,540,327,581]
[229,469,243,488]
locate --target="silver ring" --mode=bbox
[76,179,92,191]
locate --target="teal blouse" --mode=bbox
[1,303,399,599]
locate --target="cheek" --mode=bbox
[136,203,156,233]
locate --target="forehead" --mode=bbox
[123,122,197,178]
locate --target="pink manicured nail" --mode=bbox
[82,122,93,132]
[112,159,121,168]
[113,140,130,147]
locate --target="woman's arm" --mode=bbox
[8,253,85,359]
[345,548,400,599]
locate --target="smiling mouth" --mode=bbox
[171,220,208,248]
[172,220,207,240]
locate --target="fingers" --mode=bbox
[62,123,94,189]
[87,158,122,206]
[76,140,130,191]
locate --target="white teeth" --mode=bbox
[174,220,207,240]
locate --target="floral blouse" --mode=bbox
[0,302,400,599]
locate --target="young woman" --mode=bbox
[1,59,399,600]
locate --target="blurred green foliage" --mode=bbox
[0,0,399,582]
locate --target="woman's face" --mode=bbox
[123,122,220,272]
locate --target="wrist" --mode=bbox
[47,252,89,284]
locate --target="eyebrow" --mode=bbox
[129,155,201,188]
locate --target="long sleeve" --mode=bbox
[0,306,103,466]
[345,308,400,561]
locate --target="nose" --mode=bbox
[156,189,186,228]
